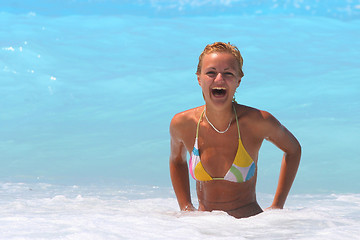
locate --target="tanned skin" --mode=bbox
[169,52,301,218]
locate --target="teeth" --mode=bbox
[212,87,226,90]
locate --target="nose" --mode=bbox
[214,73,224,82]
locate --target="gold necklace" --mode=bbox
[204,107,232,134]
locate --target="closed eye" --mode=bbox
[206,71,217,77]
[224,72,234,76]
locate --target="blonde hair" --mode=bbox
[196,42,244,78]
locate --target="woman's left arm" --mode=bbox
[261,111,302,209]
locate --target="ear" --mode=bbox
[197,73,201,86]
[236,77,242,87]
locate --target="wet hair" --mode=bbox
[196,42,244,78]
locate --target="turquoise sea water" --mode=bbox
[1,1,360,239]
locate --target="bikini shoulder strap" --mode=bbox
[233,104,241,139]
[196,108,205,139]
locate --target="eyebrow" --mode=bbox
[205,67,233,70]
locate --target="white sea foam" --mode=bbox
[0,183,359,240]
[2,46,15,51]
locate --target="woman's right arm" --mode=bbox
[169,115,195,211]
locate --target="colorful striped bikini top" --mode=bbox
[189,106,256,183]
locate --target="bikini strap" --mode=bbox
[233,104,241,139]
[196,108,205,139]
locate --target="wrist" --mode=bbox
[182,204,196,211]
[270,202,284,209]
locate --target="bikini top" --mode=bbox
[189,105,256,183]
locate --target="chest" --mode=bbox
[196,123,240,177]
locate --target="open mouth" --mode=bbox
[211,87,227,97]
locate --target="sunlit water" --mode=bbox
[1,0,360,239]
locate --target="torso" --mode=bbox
[178,103,265,218]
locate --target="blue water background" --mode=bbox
[1,0,360,194]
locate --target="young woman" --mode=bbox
[169,42,301,218]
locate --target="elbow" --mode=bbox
[169,155,188,170]
[295,141,302,156]
[283,143,301,168]
[286,141,302,158]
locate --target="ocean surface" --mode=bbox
[1,0,360,239]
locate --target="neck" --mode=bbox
[204,103,234,131]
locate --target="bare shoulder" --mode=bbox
[236,104,300,152]
[170,106,204,140]
[170,106,203,127]
[236,104,278,123]
[235,104,281,137]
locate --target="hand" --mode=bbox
[265,205,283,211]
[182,204,196,211]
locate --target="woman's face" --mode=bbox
[197,52,242,108]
